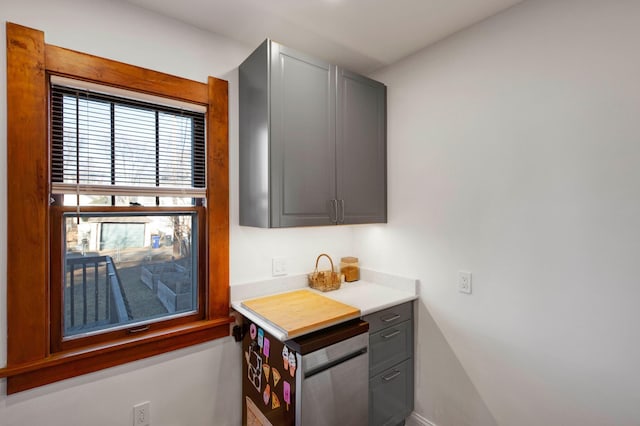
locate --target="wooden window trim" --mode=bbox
[0,22,231,394]
[49,206,208,353]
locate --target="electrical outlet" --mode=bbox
[458,271,472,294]
[272,257,287,276]
[133,402,150,426]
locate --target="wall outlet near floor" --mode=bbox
[272,257,288,276]
[458,271,472,294]
[133,401,150,426]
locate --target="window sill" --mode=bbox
[0,317,233,394]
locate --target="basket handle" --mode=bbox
[313,253,335,273]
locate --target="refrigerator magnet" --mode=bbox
[288,352,296,377]
[263,337,270,362]
[258,328,264,352]
[263,384,271,406]
[283,381,291,411]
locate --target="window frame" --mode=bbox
[1,22,231,394]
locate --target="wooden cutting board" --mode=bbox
[241,289,360,337]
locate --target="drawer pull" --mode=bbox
[382,370,401,382]
[381,330,400,339]
[381,313,401,323]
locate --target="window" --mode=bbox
[50,81,206,347]
[1,22,230,393]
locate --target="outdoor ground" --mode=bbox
[64,245,190,335]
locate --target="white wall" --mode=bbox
[360,1,640,425]
[0,1,355,425]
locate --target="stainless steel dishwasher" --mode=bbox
[241,318,369,426]
[287,319,369,426]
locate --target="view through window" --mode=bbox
[63,212,197,337]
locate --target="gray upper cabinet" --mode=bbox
[239,39,386,228]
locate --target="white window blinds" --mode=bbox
[50,77,206,200]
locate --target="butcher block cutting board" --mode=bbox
[241,289,360,337]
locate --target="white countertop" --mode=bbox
[311,280,417,316]
[230,269,418,341]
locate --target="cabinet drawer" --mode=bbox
[369,320,412,377]
[369,359,413,426]
[364,302,412,334]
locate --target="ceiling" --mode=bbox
[120,0,523,74]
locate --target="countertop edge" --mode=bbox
[231,301,363,341]
[358,294,419,316]
[231,301,288,341]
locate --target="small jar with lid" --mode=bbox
[340,257,359,282]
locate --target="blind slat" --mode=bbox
[51,183,206,198]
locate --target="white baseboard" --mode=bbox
[406,411,437,426]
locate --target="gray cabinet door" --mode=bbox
[270,43,336,227]
[370,359,413,426]
[369,320,412,377]
[336,68,387,224]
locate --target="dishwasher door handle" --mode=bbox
[304,347,367,379]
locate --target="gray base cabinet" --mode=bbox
[239,39,386,228]
[364,302,414,426]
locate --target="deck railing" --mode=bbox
[65,255,130,335]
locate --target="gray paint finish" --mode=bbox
[239,39,386,228]
[336,68,387,224]
[364,302,414,425]
[370,358,413,426]
[239,40,270,227]
[270,43,336,227]
[369,320,412,378]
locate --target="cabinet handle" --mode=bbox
[382,370,401,382]
[330,199,338,223]
[338,199,345,223]
[381,330,400,339]
[381,313,401,323]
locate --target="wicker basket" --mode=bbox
[308,253,341,292]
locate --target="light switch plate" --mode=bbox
[272,257,287,276]
[458,271,472,294]
[133,401,150,426]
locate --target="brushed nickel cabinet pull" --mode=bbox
[381,313,401,323]
[381,330,400,339]
[382,370,401,382]
[330,199,338,223]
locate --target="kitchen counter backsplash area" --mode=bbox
[230,269,417,303]
[230,273,309,303]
